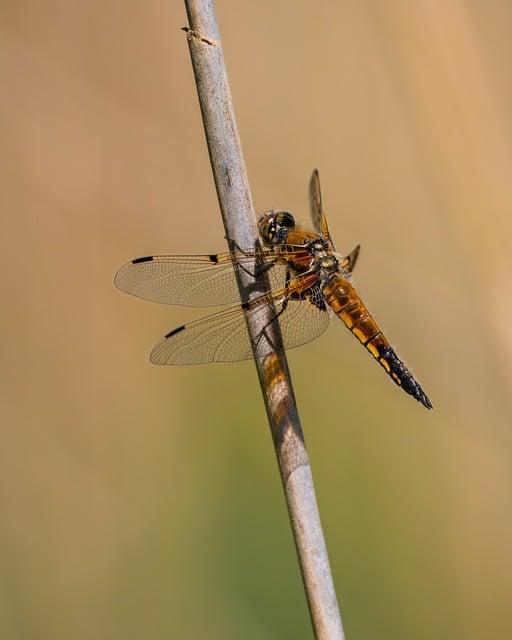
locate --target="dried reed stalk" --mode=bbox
[183,2,345,637]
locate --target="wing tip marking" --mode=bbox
[132,256,154,264]
[165,325,186,339]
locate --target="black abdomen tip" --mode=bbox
[380,346,433,410]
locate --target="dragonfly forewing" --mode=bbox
[115,251,292,307]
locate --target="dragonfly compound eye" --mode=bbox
[259,211,295,244]
[275,211,296,228]
[268,211,296,244]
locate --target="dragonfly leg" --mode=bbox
[224,236,252,255]
[239,258,278,279]
[254,267,292,353]
[225,235,279,279]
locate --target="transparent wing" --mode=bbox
[150,273,330,365]
[309,169,334,247]
[115,251,292,307]
[340,244,361,274]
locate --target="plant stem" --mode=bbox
[183,2,345,637]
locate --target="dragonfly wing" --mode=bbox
[340,244,361,274]
[150,275,330,364]
[115,252,290,307]
[309,169,334,247]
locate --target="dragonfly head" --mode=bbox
[258,210,296,244]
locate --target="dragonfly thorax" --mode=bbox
[306,237,339,281]
[306,236,329,254]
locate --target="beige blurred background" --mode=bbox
[1,1,512,638]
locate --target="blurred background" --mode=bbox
[1,1,512,638]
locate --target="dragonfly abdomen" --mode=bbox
[323,277,432,409]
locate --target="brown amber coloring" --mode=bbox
[323,277,389,355]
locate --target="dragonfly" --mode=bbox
[115,170,432,409]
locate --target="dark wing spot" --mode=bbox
[132,256,154,264]
[165,325,186,338]
[307,285,327,311]
[209,254,219,263]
